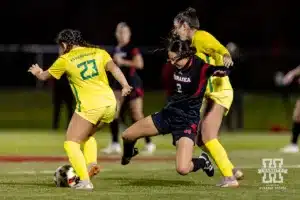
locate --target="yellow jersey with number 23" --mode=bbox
[48,47,116,113]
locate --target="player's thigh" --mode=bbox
[201,99,225,142]
[293,99,300,122]
[113,90,125,118]
[66,112,95,143]
[129,97,144,121]
[175,136,194,175]
[122,116,159,140]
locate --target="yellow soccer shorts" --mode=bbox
[75,104,117,125]
[200,76,233,116]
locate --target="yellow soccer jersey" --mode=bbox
[192,30,230,66]
[48,47,116,112]
[192,30,232,91]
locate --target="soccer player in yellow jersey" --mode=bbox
[173,7,243,187]
[28,29,132,190]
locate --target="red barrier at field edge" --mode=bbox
[0,156,175,162]
[270,124,289,133]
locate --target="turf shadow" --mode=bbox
[104,177,198,187]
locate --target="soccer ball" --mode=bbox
[53,164,79,187]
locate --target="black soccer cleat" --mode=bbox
[121,148,139,165]
[200,152,214,177]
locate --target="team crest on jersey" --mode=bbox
[173,74,191,83]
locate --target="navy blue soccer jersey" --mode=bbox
[111,43,143,90]
[164,55,229,113]
[153,55,229,144]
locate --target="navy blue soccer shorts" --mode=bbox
[111,74,144,101]
[151,107,199,146]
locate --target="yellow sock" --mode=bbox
[205,139,233,177]
[200,145,234,170]
[64,141,89,181]
[83,136,97,165]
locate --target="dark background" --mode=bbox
[0,0,298,91]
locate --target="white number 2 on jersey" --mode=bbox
[176,83,182,93]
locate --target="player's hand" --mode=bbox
[223,54,234,67]
[114,54,124,66]
[28,64,43,76]
[213,70,227,77]
[282,73,294,85]
[121,85,133,96]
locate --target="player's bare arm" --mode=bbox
[28,64,52,81]
[115,54,144,69]
[282,65,300,85]
[105,60,132,96]
[202,32,234,67]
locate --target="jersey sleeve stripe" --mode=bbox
[193,63,210,97]
[70,82,81,112]
[48,69,60,80]
[204,55,214,92]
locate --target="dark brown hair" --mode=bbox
[174,7,200,29]
[55,29,100,54]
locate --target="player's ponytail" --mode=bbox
[174,7,200,29]
[55,29,101,54]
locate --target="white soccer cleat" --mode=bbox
[141,143,156,155]
[216,177,239,188]
[280,144,299,153]
[101,143,122,154]
[72,180,94,190]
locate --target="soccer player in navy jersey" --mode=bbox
[121,37,230,178]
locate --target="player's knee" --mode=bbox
[176,165,190,176]
[65,134,81,143]
[122,126,139,141]
[121,130,133,141]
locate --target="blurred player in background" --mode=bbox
[51,74,74,130]
[28,29,131,190]
[173,7,243,187]
[102,22,156,154]
[279,65,300,153]
[121,38,231,178]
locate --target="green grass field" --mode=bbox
[0,130,299,199]
[0,90,296,130]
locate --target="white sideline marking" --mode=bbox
[7,168,113,175]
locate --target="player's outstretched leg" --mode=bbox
[281,100,300,153]
[64,113,95,190]
[175,137,214,176]
[197,138,244,180]
[129,97,156,155]
[121,116,159,165]
[82,135,100,179]
[198,101,239,187]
